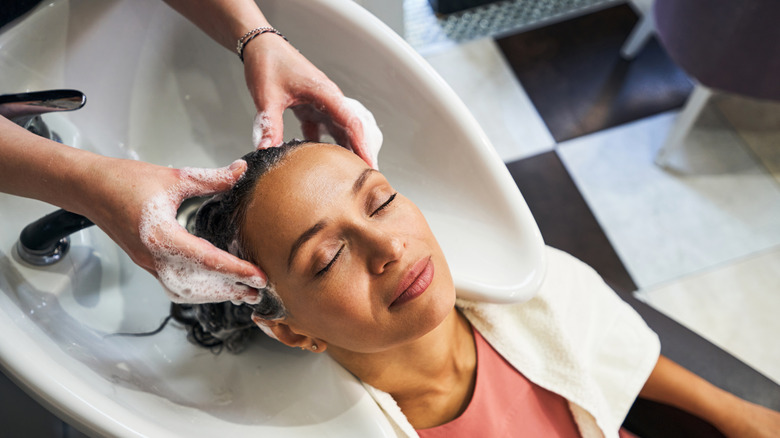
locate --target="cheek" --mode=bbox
[404,205,440,250]
[285,270,374,333]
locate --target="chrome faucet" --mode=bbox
[0,89,86,142]
[2,89,94,265]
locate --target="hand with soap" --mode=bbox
[163,0,382,168]
[0,116,265,304]
[242,37,380,168]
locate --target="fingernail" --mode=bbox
[244,293,262,305]
[247,275,267,289]
[229,159,244,172]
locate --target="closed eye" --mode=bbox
[316,245,344,276]
[370,193,397,217]
[314,192,396,277]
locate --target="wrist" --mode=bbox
[236,26,288,62]
[61,150,116,217]
[703,391,747,434]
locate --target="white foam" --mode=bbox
[341,97,383,169]
[254,320,279,341]
[154,250,263,304]
[251,98,383,168]
[178,163,241,197]
[253,112,273,149]
[138,164,265,304]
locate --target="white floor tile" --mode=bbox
[558,109,780,288]
[423,38,555,162]
[635,247,780,385]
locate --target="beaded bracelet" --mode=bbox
[236,26,289,62]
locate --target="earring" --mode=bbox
[311,343,318,351]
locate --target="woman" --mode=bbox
[175,141,780,437]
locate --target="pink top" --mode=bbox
[417,328,580,437]
[417,328,639,438]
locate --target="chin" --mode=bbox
[418,272,457,333]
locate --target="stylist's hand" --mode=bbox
[80,157,265,304]
[242,34,377,168]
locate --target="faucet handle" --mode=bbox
[0,89,86,121]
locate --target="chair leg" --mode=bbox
[655,84,713,167]
[621,0,655,59]
[621,13,655,59]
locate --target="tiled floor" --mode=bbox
[495,4,692,141]
[419,2,780,389]
[558,109,780,289]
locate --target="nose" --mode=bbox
[364,227,405,275]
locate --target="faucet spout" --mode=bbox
[0,89,87,142]
[17,210,94,266]
[0,89,86,121]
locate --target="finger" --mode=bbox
[159,229,266,304]
[341,98,381,169]
[178,159,247,197]
[198,240,268,288]
[344,117,371,167]
[325,112,373,168]
[313,95,374,167]
[164,281,261,305]
[300,120,321,142]
[326,121,350,151]
[253,109,284,150]
[169,227,267,285]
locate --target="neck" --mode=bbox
[328,307,476,428]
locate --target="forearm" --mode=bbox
[639,355,741,432]
[162,0,270,51]
[0,115,101,215]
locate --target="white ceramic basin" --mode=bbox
[0,0,545,435]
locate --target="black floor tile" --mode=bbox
[496,4,693,142]
[506,151,636,295]
[0,369,64,437]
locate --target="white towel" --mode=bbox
[364,246,661,438]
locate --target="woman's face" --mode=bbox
[242,144,455,353]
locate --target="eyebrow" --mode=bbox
[353,168,377,195]
[287,168,377,272]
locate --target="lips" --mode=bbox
[390,256,434,308]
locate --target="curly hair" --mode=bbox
[171,140,307,353]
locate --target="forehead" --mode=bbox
[257,143,368,212]
[241,144,369,264]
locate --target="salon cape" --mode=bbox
[362,246,661,438]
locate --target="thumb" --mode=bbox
[179,159,247,197]
[253,109,285,150]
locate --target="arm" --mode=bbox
[160,0,270,50]
[639,355,780,437]
[162,0,375,167]
[0,115,265,303]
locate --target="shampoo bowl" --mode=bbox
[0,0,545,435]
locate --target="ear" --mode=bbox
[251,314,327,353]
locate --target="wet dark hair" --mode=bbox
[171,140,308,353]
